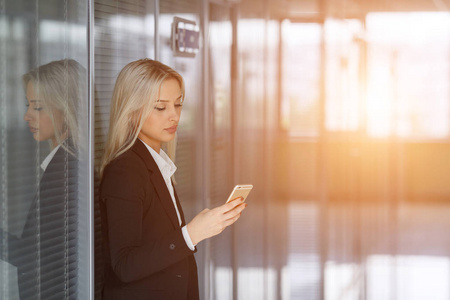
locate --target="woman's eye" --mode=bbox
[175,103,183,108]
[25,103,43,111]
[154,106,166,111]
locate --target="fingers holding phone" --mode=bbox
[187,198,246,245]
[186,185,252,245]
[223,199,247,225]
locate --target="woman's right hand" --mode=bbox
[186,198,247,246]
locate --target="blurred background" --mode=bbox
[1,0,450,299]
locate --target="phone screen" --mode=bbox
[226,184,253,203]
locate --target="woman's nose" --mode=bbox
[169,106,180,122]
[24,107,33,122]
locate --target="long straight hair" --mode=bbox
[100,59,185,177]
[23,59,86,155]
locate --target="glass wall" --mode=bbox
[0,0,90,299]
[279,7,450,300]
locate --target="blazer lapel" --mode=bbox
[132,140,180,229]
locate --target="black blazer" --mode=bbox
[1,142,78,300]
[100,139,199,300]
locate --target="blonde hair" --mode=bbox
[100,59,184,177]
[23,59,86,154]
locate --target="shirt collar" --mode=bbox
[139,139,177,179]
[41,144,61,172]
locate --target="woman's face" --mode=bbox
[138,78,183,152]
[24,81,64,147]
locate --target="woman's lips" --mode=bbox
[29,126,38,133]
[165,125,177,134]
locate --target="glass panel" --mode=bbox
[366,12,450,139]
[279,9,450,300]
[236,18,268,300]
[0,0,89,299]
[325,18,364,133]
[319,11,450,300]
[281,21,322,137]
[207,4,234,299]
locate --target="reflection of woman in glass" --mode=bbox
[2,59,85,299]
[100,59,247,299]
[23,59,84,152]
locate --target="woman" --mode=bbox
[2,59,85,299]
[100,59,246,300]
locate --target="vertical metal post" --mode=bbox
[230,5,239,300]
[317,0,327,298]
[359,17,368,300]
[0,2,7,297]
[201,1,211,299]
[262,1,270,299]
[276,17,284,300]
[276,20,283,132]
[87,0,95,298]
[388,49,399,300]
[154,0,160,60]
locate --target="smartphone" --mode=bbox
[226,184,253,203]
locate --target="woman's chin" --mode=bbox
[163,132,177,141]
[33,133,47,142]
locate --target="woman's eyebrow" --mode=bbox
[156,95,183,102]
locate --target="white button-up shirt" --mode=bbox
[41,144,61,171]
[140,140,195,250]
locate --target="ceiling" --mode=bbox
[239,0,450,20]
